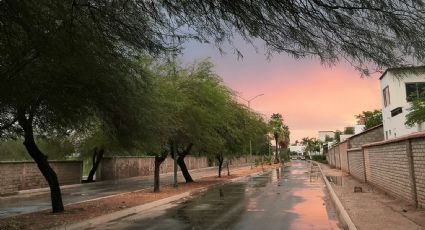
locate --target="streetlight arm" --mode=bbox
[247,93,264,102]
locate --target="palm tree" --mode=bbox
[269,113,283,163]
[278,125,290,159]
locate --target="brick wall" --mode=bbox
[349,125,384,148]
[99,155,257,181]
[347,148,365,182]
[0,161,82,195]
[339,141,349,172]
[335,145,341,169]
[363,141,414,203]
[410,138,425,207]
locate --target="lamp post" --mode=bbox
[238,93,264,168]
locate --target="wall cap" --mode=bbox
[347,148,362,152]
[362,131,425,148]
[348,124,383,140]
[0,160,83,164]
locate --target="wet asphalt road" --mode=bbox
[91,161,340,230]
[0,166,248,219]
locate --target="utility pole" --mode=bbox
[238,93,264,169]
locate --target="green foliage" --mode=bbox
[302,137,321,154]
[334,130,342,143]
[406,98,425,127]
[356,110,382,130]
[324,135,334,142]
[311,155,328,164]
[343,127,355,135]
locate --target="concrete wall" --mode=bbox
[349,125,384,148]
[364,141,413,202]
[347,148,365,182]
[411,138,425,207]
[339,141,349,172]
[0,161,82,195]
[99,155,257,181]
[335,145,341,169]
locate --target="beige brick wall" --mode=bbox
[335,145,341,169]
[349,125,384,148]
[411,138,425,207]
[347,149,365,182]
[364,141,413,203]
[99,155,257,181]
[0,161,82,195]
[339,142,349,172]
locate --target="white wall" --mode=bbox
[318,131,334,142]
[289,145,305,154]
[380,71,425,140]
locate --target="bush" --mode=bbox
[311,155,327,164]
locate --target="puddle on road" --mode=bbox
[326,176,343,186]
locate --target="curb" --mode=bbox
[315,161,357,230]
[49,168,274,230]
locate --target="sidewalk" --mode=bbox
[320,163,425,230]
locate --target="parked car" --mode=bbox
[291,156,298,160]
[300,156,306,160]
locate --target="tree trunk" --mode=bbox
[176,143,194,183]
[17,110,64,213]
[274,137,280,163]
[227,160,230,176]
[217,155,223,178]
[154,152,167,193]
[177,154,194,182]
[87,148,104,182]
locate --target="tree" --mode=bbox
[406,98,425,127]
[356,110,383,130]
[324,135,334,142]
[118,1,425,73]
[269,113,284,163]
[302,137,321,156]
[334,130,342,143]
[343,127,355,135]
[4,0,425,213]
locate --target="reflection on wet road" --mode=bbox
[95,161,340,230]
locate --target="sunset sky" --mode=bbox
[182,39,382,142]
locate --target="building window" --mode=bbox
[385,131,388,140]
[391,107,403,117]
[383,86,390,107]
[406,82,425,102]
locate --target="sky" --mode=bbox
[181,39,382,143]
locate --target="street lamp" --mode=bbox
[238,93,264,168]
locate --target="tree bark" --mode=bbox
[17,110,64,213]
[87,148,104,182]
[217,155,223,177]
[176,143,194,183]
[274,137,280,163]
[227,160,230,176]
[154,151,167,193]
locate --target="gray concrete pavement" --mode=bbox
[0,165,250,219]
[89,161,340,230]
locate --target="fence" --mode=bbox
[0,160,82,195]
[327,125,425,208]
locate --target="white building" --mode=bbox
[289,144,306,155]
[380,67,425,140]
[318,131,335,142]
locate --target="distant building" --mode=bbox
[354,124,365,134]
[380,66,425,140]
[318,131,335,142]
[289,144,305,155]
